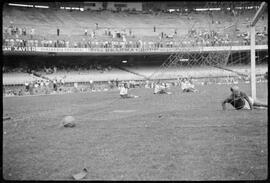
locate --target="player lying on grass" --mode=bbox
[153,81,172,94]
[222,86,268,110]
[119,83,139,98]
[181,78,198,93]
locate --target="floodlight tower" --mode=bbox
[250,1,267,100]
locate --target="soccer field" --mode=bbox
[2,82,268,180]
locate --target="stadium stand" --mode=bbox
[2,5,268,48]
[3,72,40,85]
[38,68,143,82]
[2,3,268,96]
[120,65,268,79]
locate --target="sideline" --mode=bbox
[2,90,111,98]
[112,110,136,113]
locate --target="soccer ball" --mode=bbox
[63,116,76,127]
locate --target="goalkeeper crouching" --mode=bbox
[119,83,139,99]
[222,86,267,110]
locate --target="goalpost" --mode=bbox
[148,2,267,90]
[142,2,268,110]
[147,2,241,83]
[250,1,267,100]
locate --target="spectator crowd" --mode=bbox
[3,21,268,51]
[3,72,267,97]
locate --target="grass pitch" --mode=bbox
[3,82,268,180]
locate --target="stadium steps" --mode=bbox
[113,66,149,79]
[3,72,45,85]
[4,6,258,38]
[39,68,145,82]
[3,65,267,85]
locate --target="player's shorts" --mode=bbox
[183,88,195,92]
[120,94,138,98]
[120,94,129,98]
[157,90,167,94]
[242,96,254,109]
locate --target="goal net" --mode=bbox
[148,2,267,85]
[145,2,268,109]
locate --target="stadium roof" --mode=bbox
[6,1,263,7]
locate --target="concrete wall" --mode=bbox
[107,2,142,11]
[84,2,103,10]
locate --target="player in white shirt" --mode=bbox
[153,81,172,94]
[181,78,198,92]
[119,83,139,98]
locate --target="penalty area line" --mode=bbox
[174,125,235,128]
[112,110,136,113]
